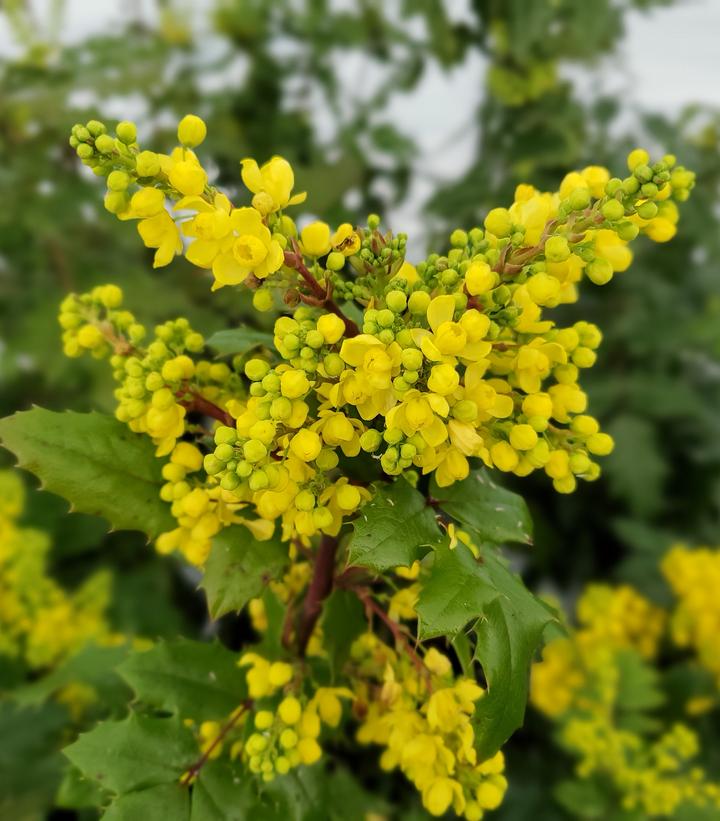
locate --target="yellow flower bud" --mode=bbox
[464,261,497,295]
[177,114,207,148]
[297,737,322,765]
[317,313,345,344]
[278,697,302,725]
[268,661,293,688]
[280,369,310,399]
[300,221,331,257]
[428,363,459,395]
[484,207,512,238]
[169,160,207,197]
[289,429,322,462]
[491,441,519,472]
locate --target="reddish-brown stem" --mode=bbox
[354,586,430,687]
[284,247,359,337]
[296,534,339,656]
[180,391,234,427]
[180,700,251,786]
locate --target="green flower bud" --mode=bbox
[450,229,468,248]
[136,150,160,177]
[253,289,274,312]
[95,134,116,154]
[616,221,639,242]
[601,199,624,222]
[86,120,106,137]
[544,236,571,263]
[569,187,591,211]
[215,426,237,445]
[245,359,270,381]
[386,290,407,313]
[76,144,93,159]
[586,258,613,286]
[360,429,382,452]
[637,201,658,220]
[408,291,431,315]
[107,170,131,192]
[115,121,137,145]
[215,443,235,462]
[377,309,395,328]
[326,251,345,271]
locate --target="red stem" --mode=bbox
[354,586,430,686]
[181,700,251,785]
[296,534,339,656]
[180,391,234,427]
[284,248,359,338]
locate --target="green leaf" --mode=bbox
[416,542,497,639]
[118,639,247,721]
[431,468,533,545]
[0,408,174,537]
[0,701,68,820]
[349,480,441,571]
[64,713,197,795]
[205,327,273,356]
[190,760,257,821]
[103,784,190,821]
[200,526,288,619]
[322,590,367,676]
[472,552,554,759]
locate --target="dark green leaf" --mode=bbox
[472,552,554,759]
[431,469,533,545]
[64,713,197,795]
[103,784,190,821]
[416,542,497,639]
[118,639,247,721]
[200,526,288,619]
[190,760,257,821]
[0,408,174,537]
[205,327,274,356]
[349,480,441,571]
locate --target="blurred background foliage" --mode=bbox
[1,0,719,818]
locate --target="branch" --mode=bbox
[180,391,235,427]
[296,534,339,656]
[284,246,359,337]
[353,586,431,687]
[180,700,251,785]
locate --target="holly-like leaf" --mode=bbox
[0,408,174,538]
[103,784,190,821]
[416,542,497,639]
[190,760,257,821]
[431,468,533,545]
[349,480,441,571]
[205,327,273,356]
[472,552,554,759]
[64,713,197,795]
[200,526,288,619]
[118,639,247,722]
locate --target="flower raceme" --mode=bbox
[61,115,698,818]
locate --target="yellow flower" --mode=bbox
[240,155,306,213]
[331,222,361,256]
[212,207,284,287]
[412,297,490,363]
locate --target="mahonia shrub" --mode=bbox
[0,114,696,818]
[532,544,720,818]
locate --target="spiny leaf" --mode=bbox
[0,408,173,537]
[349,480,441,571]
[416,541,497,639]
[103,784,190,821]
[472,552,555,759]
[64,713,197,795]
[118,639,247,721]
[200,526,288,619]
[431,468,533,545]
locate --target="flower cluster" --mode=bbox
[531,572,720,817]
[0,470,115,670]
[353,634,507,819]
[662,544,720,687]
[64,115,695,567]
